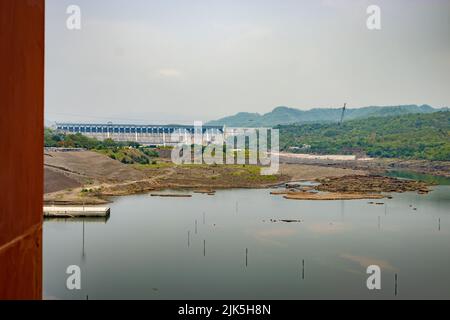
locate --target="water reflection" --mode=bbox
[44,186,450,300]
[44,216,110,223]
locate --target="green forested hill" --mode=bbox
[207,104,443,127]
[278,111,450,161]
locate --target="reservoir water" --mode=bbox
[44,185,450,299]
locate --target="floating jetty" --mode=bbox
[43,206,110,218]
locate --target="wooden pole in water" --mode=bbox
[438,218,441,231]
[245,248,248,267]
[395,274,398,296]
[203,240,206,256]
[82,221,85,258]
[302,259,305,280]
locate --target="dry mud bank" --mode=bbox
[44,151,435,205]
[44,151,368,204]
[271,175,430,201]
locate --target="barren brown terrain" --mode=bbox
[45,150,147,183]
[44,150,439,205]
[44,150,369,204]
[44,167,81,194]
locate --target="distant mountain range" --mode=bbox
[206,104,447,127]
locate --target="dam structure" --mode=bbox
[56,122,226,146]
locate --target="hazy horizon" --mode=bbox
[46,0,450,124]
[46,103,447,126]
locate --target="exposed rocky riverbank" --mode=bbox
[272,174,431,201]
[44,151,438,205]
[316,175,430,194]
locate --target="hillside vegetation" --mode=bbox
[278,111,450,161]
[44,128,159,164]
[207,104,443,127]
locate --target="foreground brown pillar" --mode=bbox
[0,0,45,299]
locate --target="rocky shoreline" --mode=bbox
[268,174,431,201]
[44,151,440,205]
[316,175,430,194]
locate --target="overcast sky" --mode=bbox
[45,0,450,124]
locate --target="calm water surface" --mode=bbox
[44,186,450,299]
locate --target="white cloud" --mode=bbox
[158,68,182,78]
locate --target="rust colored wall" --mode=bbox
[0,0,44,299]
